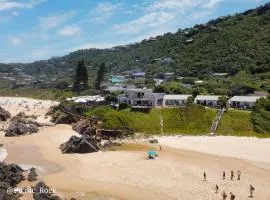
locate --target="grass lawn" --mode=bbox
[217,109,270,138]
[161,105,216,135]
[85,106,161,134]
[84,105,216,135]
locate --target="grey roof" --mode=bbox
[229,96,266,103]
[212,73,229,76]
[194,95,221,101]
[164,95,192,100]
[125,88,153,92]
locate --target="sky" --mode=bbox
[0,0,268,63]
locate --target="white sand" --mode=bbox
[157,136,270,163]
[0,97,59,122]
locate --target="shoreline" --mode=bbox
[0,148,8,162]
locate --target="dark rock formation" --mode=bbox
[0,162,25,200]
[4,112,39,137]
[72,120,96,136]
[0,107,11,121]
[33,181,62,200]
[50,111,77,124]
[5,121,39,137]
[27,167,38,182]
[60,135,99,154]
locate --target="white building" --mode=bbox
[194,95,221,107]
[163,95,192,107]
[229,96,266,109]
[117,88,164,107]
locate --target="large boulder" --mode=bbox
[5,122,38,137]
[33,181,62,200]
[0,107,11,121]
[50,112,77,124]
[60,135,99,154]
[4,112,39,137]
[0,162,25,200]
[0,163,25,186]
[72,120,96,136]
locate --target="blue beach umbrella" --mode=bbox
[148,150,157,155]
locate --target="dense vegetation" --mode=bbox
[251,96,270,133]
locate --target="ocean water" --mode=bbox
[0,148,8,162]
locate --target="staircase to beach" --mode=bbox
[210,108,225,134]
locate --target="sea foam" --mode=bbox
[0,148,8,162]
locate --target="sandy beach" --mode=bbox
[1,97,270,199]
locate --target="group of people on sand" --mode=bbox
[203,171,255,199]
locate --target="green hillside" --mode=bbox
[2,3,269,77]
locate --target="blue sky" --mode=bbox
[0,0,268,63]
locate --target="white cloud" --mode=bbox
[203,0,224,9]
[90,1,120,23]
[0,0,47,12]
[57,26,81,37]
[114,0,224,34]
[38,11,76,31]
[114,11,175,34]
[9,36,23,45]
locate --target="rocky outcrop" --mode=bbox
[0,162,25,200]
[0,107,11,121]
[72,120,96,136]
[5,121,39,137]
[50,111,77,124]
[60,135,99,154]
[27,167,38,182]
[4,112,39,137]
[33,181,62,200]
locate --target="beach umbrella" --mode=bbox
[148,150,157,155]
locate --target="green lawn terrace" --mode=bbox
[83,105,270,137]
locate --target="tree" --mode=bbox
[218,96,229,109]
[187,96,194,105]
[95,62,106,90]
[73,59,88,91]
[251,96,270,133]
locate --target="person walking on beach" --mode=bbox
[237,170,241,180]
[203,172,206,181]
[230,171,234,180]
[223,171,226,180]
[159,145,162,151]
[215,184,219,193]
[222,191,227,200]
[249,185,255,197]
[230,192,235,200]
